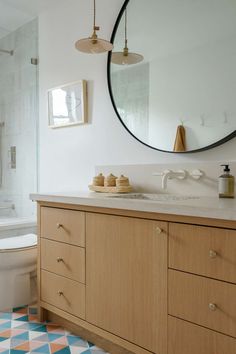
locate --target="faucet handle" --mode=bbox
[177,169,187,180]
[190,169,204,180]
[152,169,171,177]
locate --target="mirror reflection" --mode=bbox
[109,0,236,152]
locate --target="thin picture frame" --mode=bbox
[48,80,87,128]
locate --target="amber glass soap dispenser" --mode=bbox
[219,164,235,198]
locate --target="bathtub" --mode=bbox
[0,217,37,238]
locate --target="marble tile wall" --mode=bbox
[0,19,38,217]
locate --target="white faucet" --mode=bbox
[153,169,187,189]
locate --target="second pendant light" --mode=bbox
[111,8,144,65]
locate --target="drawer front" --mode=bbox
[41,207,85,247]
[41,239,85,284]
[168,316,236,354]
[41,270,85,319]
[168,270,236,338]
[169,223,236,283]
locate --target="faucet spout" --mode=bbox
[161,169,172,189]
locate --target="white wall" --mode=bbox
[38,0,236,193]
[149,36,236,151]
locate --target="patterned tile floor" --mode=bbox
[0,305,107,354]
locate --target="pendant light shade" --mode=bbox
[111,9,144,65]
[75,0,113,54]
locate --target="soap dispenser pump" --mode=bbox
[219,164,235,198]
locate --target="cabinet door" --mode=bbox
[86,213,167,354]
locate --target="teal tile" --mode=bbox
[31,325,48,333]
[47,333,63,342]
[0,322,11,330]
[29,308,37,315]
[33,344,50,353]
[0,314,12,320]
[67,336,87,346]
[15,323,41,331]
[12,332,29,341]
[12,307,27,313]
[15,316,28,323]
[55,347,71,354]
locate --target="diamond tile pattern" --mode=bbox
[0,306,107,354]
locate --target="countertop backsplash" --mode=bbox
[95,162,236,196]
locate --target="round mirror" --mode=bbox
[108,0,236,153]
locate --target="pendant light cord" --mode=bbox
[124,8,128,50]
[125,8,127,44]
[94,0,96,28]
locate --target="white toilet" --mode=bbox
[0,234,37,310]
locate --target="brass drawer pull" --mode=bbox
[156,227,163,234]
[56,223,63,229]
[209,303,217,311]
[209,250,217,259]
[57,291,64,296]
[57,257,64,263]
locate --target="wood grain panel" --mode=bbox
[41,207,85,246]
[169,223,236,283]
[41,238,85,283]
[168,316,236,354]
[86,213,168,354]
[38,201,236,230]
[168,270,236,338]
[41,270,85,319]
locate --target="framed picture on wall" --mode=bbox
[48,80,87,128]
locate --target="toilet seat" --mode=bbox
[0,234,37,252]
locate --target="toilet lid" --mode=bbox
[0,234,37,251]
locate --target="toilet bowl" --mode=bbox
[0,234,37,310]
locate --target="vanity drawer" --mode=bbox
[40,207,85,247]
[41,270,85,319]
[168,316,236,354]
[41,239,85,284]
[169,223,236,283]
[168,269,236,338]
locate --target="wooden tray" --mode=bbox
[89,185,132,193]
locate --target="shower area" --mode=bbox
[0,18,38,234]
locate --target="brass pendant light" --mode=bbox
[111,8,144,65]
[75,0,113,54]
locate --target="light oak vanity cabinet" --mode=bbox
[36,201,236,354]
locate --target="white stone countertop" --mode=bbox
[30,191,236,221]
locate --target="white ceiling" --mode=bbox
[0,0,62,39]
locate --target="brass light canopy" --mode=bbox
[111,8,144,65]
[75,0,113,54]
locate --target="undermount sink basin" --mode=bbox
[107,193,200,202]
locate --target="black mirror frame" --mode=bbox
[107,0,236,153]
